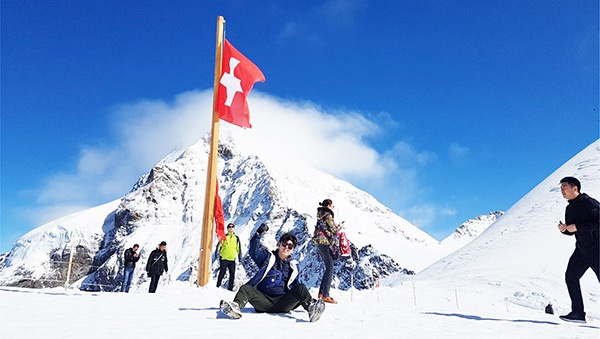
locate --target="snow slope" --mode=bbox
[412,139,600,319]
[1,284,598,339]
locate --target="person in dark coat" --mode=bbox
[557,177,599,323]
[145,241,168,293]
[120,244,140,293]
[219,224,326,322]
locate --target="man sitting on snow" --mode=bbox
[219,224,325,322]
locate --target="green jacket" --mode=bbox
[217,232,242,261]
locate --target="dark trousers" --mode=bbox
[317,244,334,297]
[565,247,600,313]
[148,273,161,293]
[217,259,236,290]
[233,284,312,313]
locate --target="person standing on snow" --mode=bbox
[219,223,326,322]
[216,223,242,291]
[557,177,599,323]
[146,241,168,293]
[120,244,140,293]
[313,199,344,304]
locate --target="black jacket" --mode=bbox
[124,248,140,269]
[146,249,168,275]
[563,193,600,255]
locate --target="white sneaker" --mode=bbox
[220,300,242,319]
[307,298,326,322]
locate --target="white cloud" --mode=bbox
[440,207,457,216]
[400,204,457,231]
[399,204,437,229]
[387,141,437,167]
[22,90,437,229]
[448,142,469,160]
[278,0,366,43]
[231,94,384,178]
[315,0,367,29]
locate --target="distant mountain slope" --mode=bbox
[439,211,504,252]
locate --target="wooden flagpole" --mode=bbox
[197,15,225,287]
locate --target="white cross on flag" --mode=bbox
[217,39,265,128]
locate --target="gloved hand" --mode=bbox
[256,223,269,235]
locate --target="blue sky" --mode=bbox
[1,1,598,253]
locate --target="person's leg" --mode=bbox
[216,259,228,287]
[585,246,599,282]
[227,260,236,291]
[233,285,276,313]
[272,283,313,313]
[317,244,334,297]
[123,267,134,292]
[149,273,160,293]
[121,268,131,292]
[565,249,589,314]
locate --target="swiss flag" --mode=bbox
[217,39,265,128]
[214,181,226,242]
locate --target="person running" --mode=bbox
[216,223,242,291]
[557,177,599,323]
[146,241,168,293]
[219,224,325,322]
[313,199,344,304]
[120,244,140,292]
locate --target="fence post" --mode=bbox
[350,275,354,302]
[412,282,417,307]
[64,234,76,290]
[376,277,381,303]
[455,290,459,310]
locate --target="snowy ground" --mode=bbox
[2,281,598,339]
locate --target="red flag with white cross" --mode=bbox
[217,39,265,128]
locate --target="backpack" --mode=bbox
[339,232,351,257]
[316,217,340,260]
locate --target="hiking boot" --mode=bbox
[559,312,586,323]
[307,298,326,322]
[220,300,242,319]
[321,296,338,304]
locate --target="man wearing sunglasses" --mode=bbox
[216,223,242,291]
[220,223,325,322]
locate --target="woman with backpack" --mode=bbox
[313,199,344,304]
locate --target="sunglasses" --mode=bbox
[280,242,295,250]
[227,225,234,229]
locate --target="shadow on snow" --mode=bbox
[178,306,308,322]
[424,312,600,329]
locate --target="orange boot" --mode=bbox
[321,296,338,304]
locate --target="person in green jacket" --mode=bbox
[216,223,242,291]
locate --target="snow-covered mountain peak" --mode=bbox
[0,135,437,290]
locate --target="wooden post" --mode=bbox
[64,234,76,290]
[197,16,225,287]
